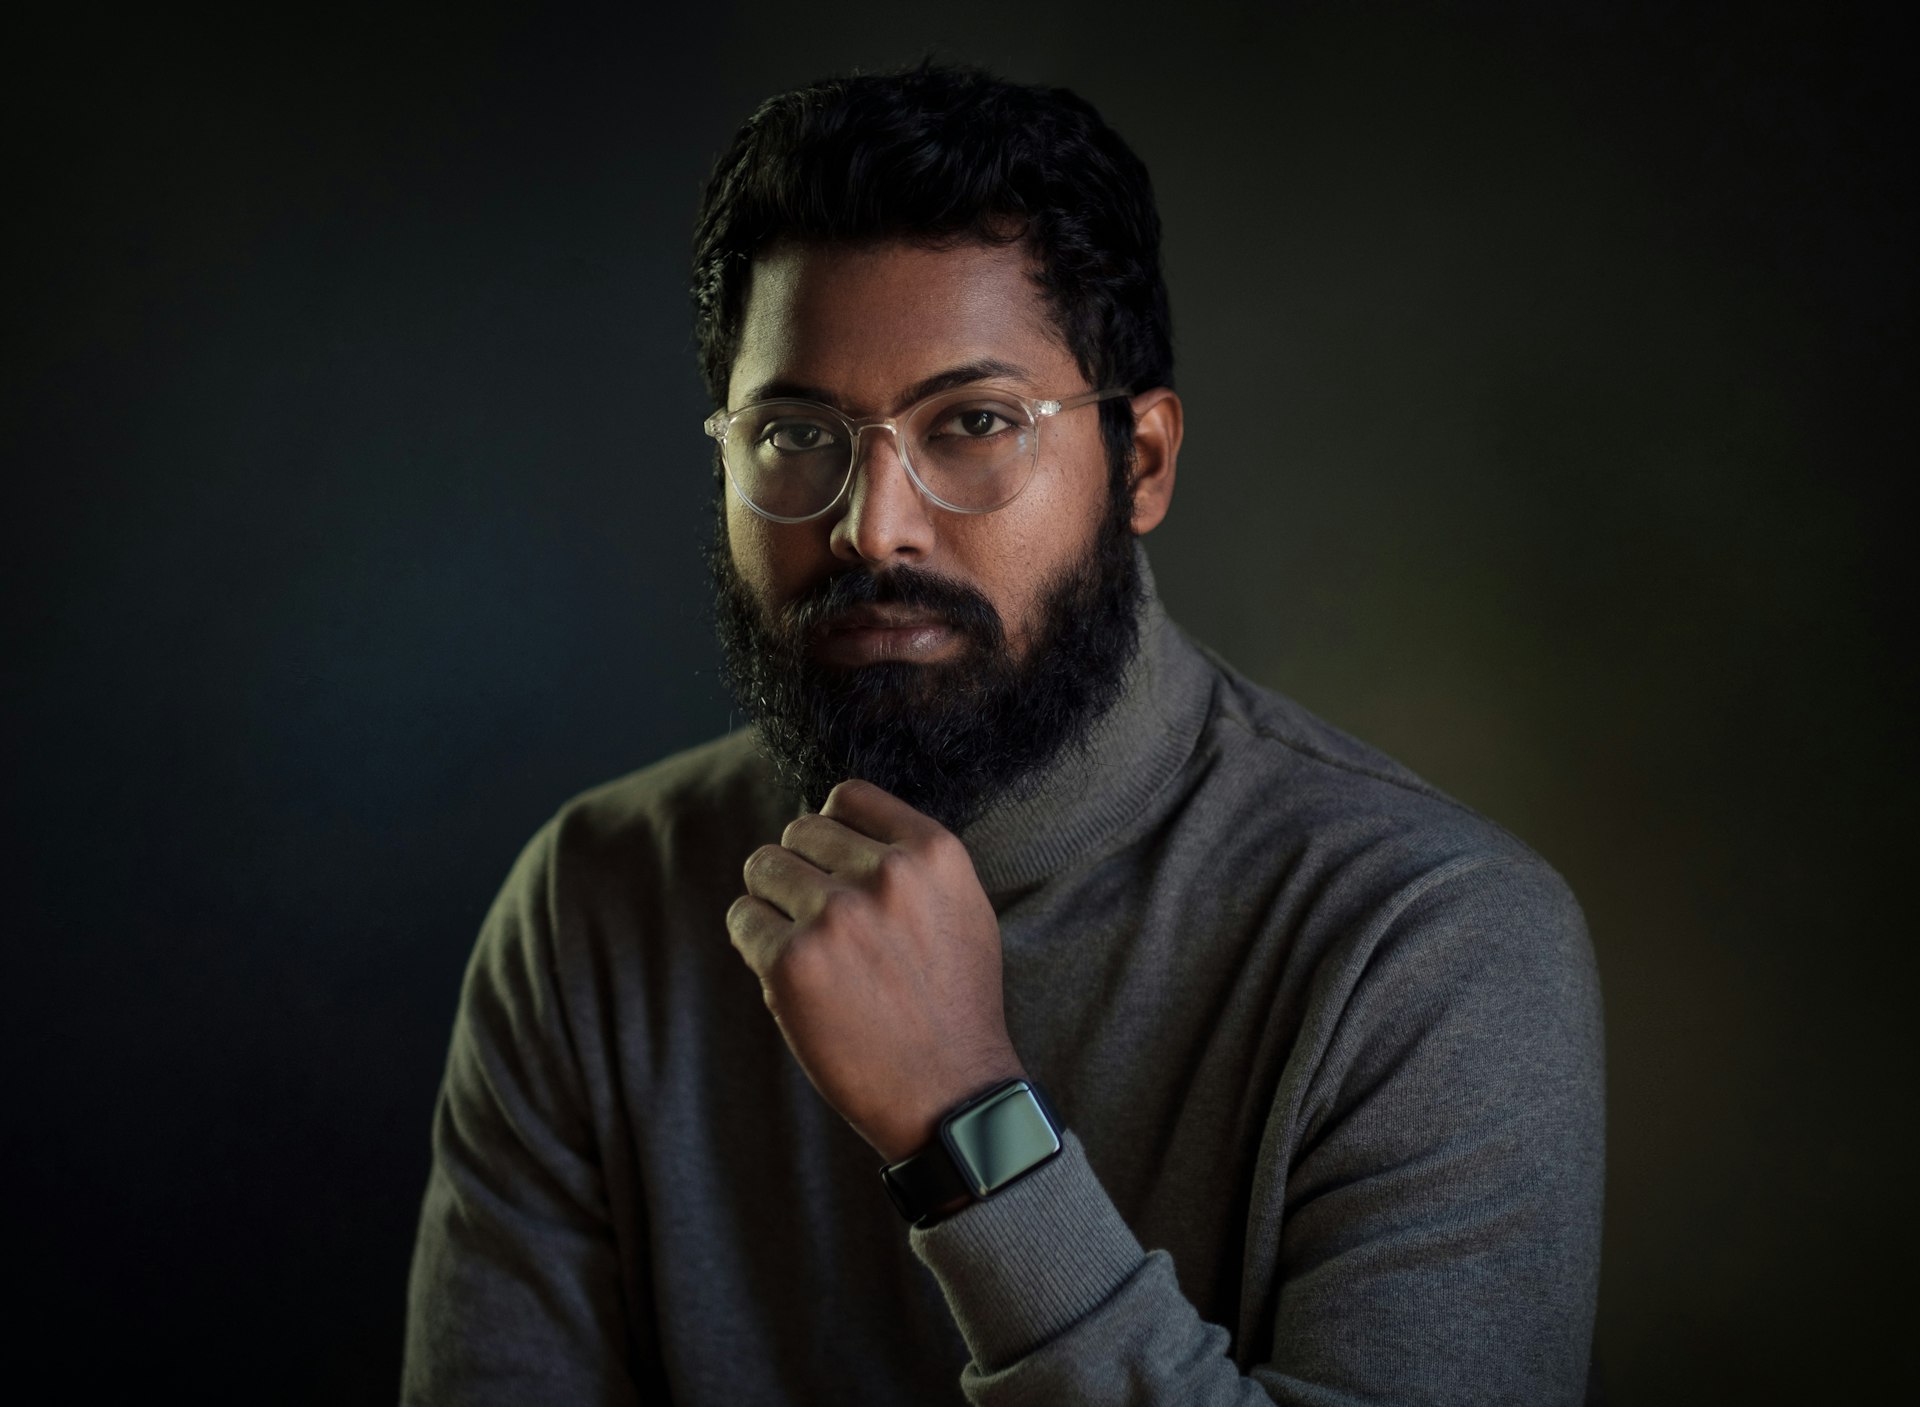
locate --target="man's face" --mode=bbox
[711,238,1144,828]
[722,238,1115,662]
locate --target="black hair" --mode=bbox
[691,61,1173,496]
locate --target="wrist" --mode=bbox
[869,1060,1028,1164]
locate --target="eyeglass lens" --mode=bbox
[724,389,1040,519]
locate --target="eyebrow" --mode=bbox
[740,358,1034,414]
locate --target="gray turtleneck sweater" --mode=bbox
[402,584,1605,1406]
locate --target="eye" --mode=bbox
[931,405,1019,439]
[761,420,840,453]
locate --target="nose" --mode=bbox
[828,425,938,566]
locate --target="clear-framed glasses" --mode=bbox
[702,384,1130,524]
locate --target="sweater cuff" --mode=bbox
[907,1130,1146,1373]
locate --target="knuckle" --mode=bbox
[821,778,872,814]
[742,844,782,883]
[919,829,961,865]
[931,831,975,880]
[813,886,859,927]
[781,814,823,850]
[870,846,915,897]
[724,900,759,960]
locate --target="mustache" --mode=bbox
[783,566,1005,645]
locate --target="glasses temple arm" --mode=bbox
[1037,386,1133,417]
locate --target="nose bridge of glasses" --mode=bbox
[846,416,915,480]
[842,414,947,526]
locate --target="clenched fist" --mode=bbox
[726,778,1027,1164]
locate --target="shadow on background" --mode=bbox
[5,1,1908,1399]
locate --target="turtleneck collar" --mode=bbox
[958,547,1216,897]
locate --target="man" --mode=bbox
[403,63,1605,1406]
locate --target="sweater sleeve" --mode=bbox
[907,856,1605,1407]
[400,822,654,1407]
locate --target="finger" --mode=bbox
[726,892,791,976]
[818,777,947,846]
[741,843,833,921]
[780,811,885,876]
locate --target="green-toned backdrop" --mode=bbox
[6,2,1907,1399]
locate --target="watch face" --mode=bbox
[943,1083,1063,1197]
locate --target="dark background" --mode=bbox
[6,1,1909,1399]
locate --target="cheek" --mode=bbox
[727,497,825,602]
[974,434,1109,642]
[1028,419,1111,550]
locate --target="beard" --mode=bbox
[708,489,1144,833]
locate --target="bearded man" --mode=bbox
[403,63,1606,1407]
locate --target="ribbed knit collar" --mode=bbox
[959,549,1216,897]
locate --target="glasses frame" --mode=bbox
[702,384,1131,524]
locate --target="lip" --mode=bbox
[822,605,948,632]
[812,607,962,665]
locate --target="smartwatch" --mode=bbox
[879,1078,1064,1228]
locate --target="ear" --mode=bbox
[1126,388,1183,535]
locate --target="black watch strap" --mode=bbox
[879,1133,974,1225]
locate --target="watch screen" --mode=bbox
[945,1084,1063,1196]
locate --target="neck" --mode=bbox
[959,549,1214,896]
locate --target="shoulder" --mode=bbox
[491,728,795,933]
[1168,632,1594,1014]
[1187,636,1552,887]
[550,728,792,858]
[464,728,794,1062]
[1173,648,1607,1130]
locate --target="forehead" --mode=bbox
[727,239,1076,413]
